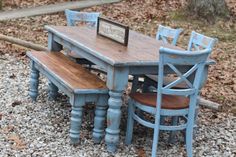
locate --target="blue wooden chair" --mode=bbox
[65,9,101,68]
[131,25,183,93]
[65,9,100,27]
[125,47,212,157]
[139,32,217,144]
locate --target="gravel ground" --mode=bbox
[0,53,235,157]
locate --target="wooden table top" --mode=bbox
[46,25,183,66]
[46,26,214,66]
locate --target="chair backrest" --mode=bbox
[187,31,218,51]
[65,9,100,27]
[156,47,211,117]
[157,47,211,98]
[156,25,183,46]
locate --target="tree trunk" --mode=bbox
[187,0,229,23]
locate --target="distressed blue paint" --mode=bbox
[65,9,100,27]
[48,81,59,100]
[27,52,108,145]
[105,91,123,152]
[47,32,62,51]
[187,31,218,51]
[125,48,212,157]
[156,25,183,45]
[69,94,85,144]
[29,61,39,101]
[93,95,108,143]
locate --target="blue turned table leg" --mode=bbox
[93,95,108,143]
[69,95,85,144]
[29,61,39,101]
[105,91,123,152]
[105,66,129,152]
[48,81,58,100]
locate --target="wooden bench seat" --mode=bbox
[27,51,107,93]
[27,51,108,145]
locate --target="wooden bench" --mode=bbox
[27,51,108,144]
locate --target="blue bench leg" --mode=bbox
[69,95,85,144]
[48,81,58,100]
[29,61,39,101]
[93,95,108,143]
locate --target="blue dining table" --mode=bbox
[45,25,214,152]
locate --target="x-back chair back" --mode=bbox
[65,9,100,27]
[156,25,183,45]
[187,31,218,51]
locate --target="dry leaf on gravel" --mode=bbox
[137,147,147,157]
[2,125,15,133]
[8,134,26,150]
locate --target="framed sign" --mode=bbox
[97,17,129,46]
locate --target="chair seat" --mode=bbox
[130,93,189,109]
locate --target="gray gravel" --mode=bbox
[0,53,235,157]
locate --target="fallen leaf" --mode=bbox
[8,134,26,150]
[3,125,15,133]
[137,147,146,157]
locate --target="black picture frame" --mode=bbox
[97,17,129,46]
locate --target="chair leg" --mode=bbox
[185,104,196,157]
[143,77,156,93]
[93,95,107,144]
[193,105,199,138]
[131,75,139,93]
[151,119,161,157]
[29,61,39,101]
[183,107,198,144]
[48,81,58,100]
[142,78,150,93]
[125,100,135,145]
[168,116,179,143]
[69,95,85,144]
[160,116,166,125]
